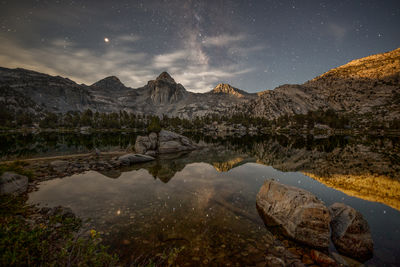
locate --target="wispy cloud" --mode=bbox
[202,34,246,47]
[327,23,348,42]
[0,30,260,92]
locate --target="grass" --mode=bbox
[0,161,119,266]
[0,194,119,266]
[0,161,34,181]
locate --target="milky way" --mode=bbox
[0,0,399,92]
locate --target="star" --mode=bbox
[104,37,110,43]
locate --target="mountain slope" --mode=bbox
[247,48,400,121]
[0,67,99,113]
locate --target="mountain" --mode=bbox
[90,76,128,92]
[247,48,400,121]
[0,67,100,113]
[0,47,399,122]
[208,83,255,98]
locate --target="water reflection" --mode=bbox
[29,160,400,265]
[10,132,400,264]
[0,131,142,160]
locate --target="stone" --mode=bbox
[145,150,157,157]
[50,160,69,172]
[0,172,28,195]
[329,203,373,261]
[330,252,363,267]
[148,132,158,150]
[256,180,331,248]
[134,136,151,154]
[117,153,155,166]
[265,255,285,267]
[158,130,197,154]
[310,250,336,267]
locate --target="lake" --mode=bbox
[5,132,399,265]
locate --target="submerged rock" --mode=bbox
[256,180,331,248]
[329,203,373,261]
[117,153,155,166]
[0,172,28,195]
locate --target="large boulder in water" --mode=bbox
[329,203,373,261]
[0,172,28,195]
[158,130,197,154]
[134,130,198,155]
[256,180,331,248]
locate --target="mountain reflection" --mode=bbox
[3,132,400,210]
[109,134,400,210]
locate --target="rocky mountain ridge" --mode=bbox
[1,47,399,122]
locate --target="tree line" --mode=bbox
[1,107,399,131]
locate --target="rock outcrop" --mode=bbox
[0,172,28,195]
[329,203,373,261]
[256,180,331,248]
[134,130,198,155]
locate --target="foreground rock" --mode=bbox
[256,180,331,248]
[0,172,29,195]
[117,153,155,166]
[135,130,198,155]
[329,203,373,261]
[49,160,69,173]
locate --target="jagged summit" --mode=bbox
[91,76,127,91]
[156,71,176,84]
[210,83,250,98]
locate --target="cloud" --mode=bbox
[115,35,141,44]
[328,23,347,42]
[202,34,246,47]
[0,31,258,93]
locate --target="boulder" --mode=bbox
[117,153,155,166]
[134,130,198,155]
[158,130,197,154]
[134,136,152,154]
[329,203,373,261]
[256,180,331,248]
[145,150,157,157]
[148,132,158,150]
[310,250,336,267]
[0,172,29,195]
[50,160,69,172]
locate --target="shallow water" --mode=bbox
[28,139,400,266]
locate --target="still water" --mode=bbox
[7,132,396,265]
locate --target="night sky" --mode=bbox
[0,0,399,93]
